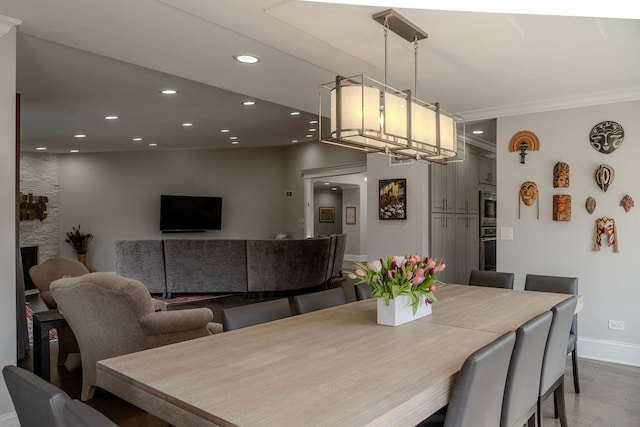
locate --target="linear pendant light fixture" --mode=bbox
[318,9,464,163]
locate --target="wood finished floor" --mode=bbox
[20,284,640,427]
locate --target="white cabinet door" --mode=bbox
[478,154,497,185]
[456,148,479,214]
[454,215,480,284]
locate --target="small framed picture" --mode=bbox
[319,207,335,223]
[379,178,407,220]
[346,206,356,224]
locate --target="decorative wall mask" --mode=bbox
[509,130,540,164]
[552,195,571,221]
[594,164,615,192]
[585,197,596,214]
[553,162,570,188]
[593,217,619,252]
[589,121,624,154]
[620,195,634,212]
[518,181,539,219]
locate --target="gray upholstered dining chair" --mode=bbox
[468,269,514,289]
[501,311,553,427]
[525,274,580,393]
[354,283,372,301]
[418,331,516,427]
[537,296,578,427]
[221,298,292,331]
[2,365,116,427]
[293,288,347,314]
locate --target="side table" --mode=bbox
[32,310,68,381]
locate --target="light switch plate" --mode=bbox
[501,227,514,240]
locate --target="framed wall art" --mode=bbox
[379,178,406,220]
[319,207,335,223]
[346,206,356,224]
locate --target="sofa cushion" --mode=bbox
[114,240,166,295]
[163,239,248,293]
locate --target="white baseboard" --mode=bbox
[344,254,368,262]
[578,337,640,367]
[0,411,19,427]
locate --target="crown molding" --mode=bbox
[459,87,640,122]
[0,15,22,37]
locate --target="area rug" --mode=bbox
[153,293,233,305]
[26,305,58,345]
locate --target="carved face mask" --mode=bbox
[593,217,619,252]
[620,195,634,212]
[520,182,538,206]
[595,164,615,192]
[585,197,596,214]
[553,162,570,188]
[589,121,624,154]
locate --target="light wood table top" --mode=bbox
[96,285,580,427]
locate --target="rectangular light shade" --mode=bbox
[331,84,381,138]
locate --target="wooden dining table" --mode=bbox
[96,284,582,427]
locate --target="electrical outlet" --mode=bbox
[608,320,625,331]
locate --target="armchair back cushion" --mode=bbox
[29,258,89,309]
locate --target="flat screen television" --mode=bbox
[160,195,222,232]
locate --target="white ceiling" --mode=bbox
[2,0,639,153]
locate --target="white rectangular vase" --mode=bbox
[377,294,432,326]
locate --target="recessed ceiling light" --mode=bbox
[242,101,256,106]
[309,120,318,124]
[35,147,47,151]
[231,141,239,145]
[220,129,230,133]
[234,54,260,64]
[160,89,178,95]
[290,111,301,116]
[332,187,338,191]
[132,137,142,141]
[472,130,484,135]
[182,122,193,127]
[364,177,368,181]
[306,134,313,138]
[69,149,79,153]
[104,115,119,120]
[149,143,158,147]
[74,134,86,138]
[292,139,299,143]
[230,136,238,140]
[324,182,330,185]
[308,128,317,132]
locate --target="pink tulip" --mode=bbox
[408,257,417,266]
[417,268,425,276]
[355,269,365,277]
[348,273,357,279]
[407,271,414,280]
[429,284,436,292]
[436,263,446,272]
[412,276,424,285]
[427,258,436,269]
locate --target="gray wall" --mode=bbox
[497,100,640,365]
[58,148,287,272]
[342,187,360,256]
[283,141,365,239]
[313,190,342,236]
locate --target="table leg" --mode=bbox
[33,321,51,381]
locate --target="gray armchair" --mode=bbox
[50,272,222,400]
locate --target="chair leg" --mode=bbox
[571,348,580,393]
[537,397,543,427]
[81,383,96,401]
[554,380,568,427]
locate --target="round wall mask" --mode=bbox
[589,121,624,154]
[595,164,615,192]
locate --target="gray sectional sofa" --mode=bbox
[114,235,346,298]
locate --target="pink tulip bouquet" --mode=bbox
[349,255,445,314]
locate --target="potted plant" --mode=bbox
[65,224,93,267]
[349,255,445,326]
